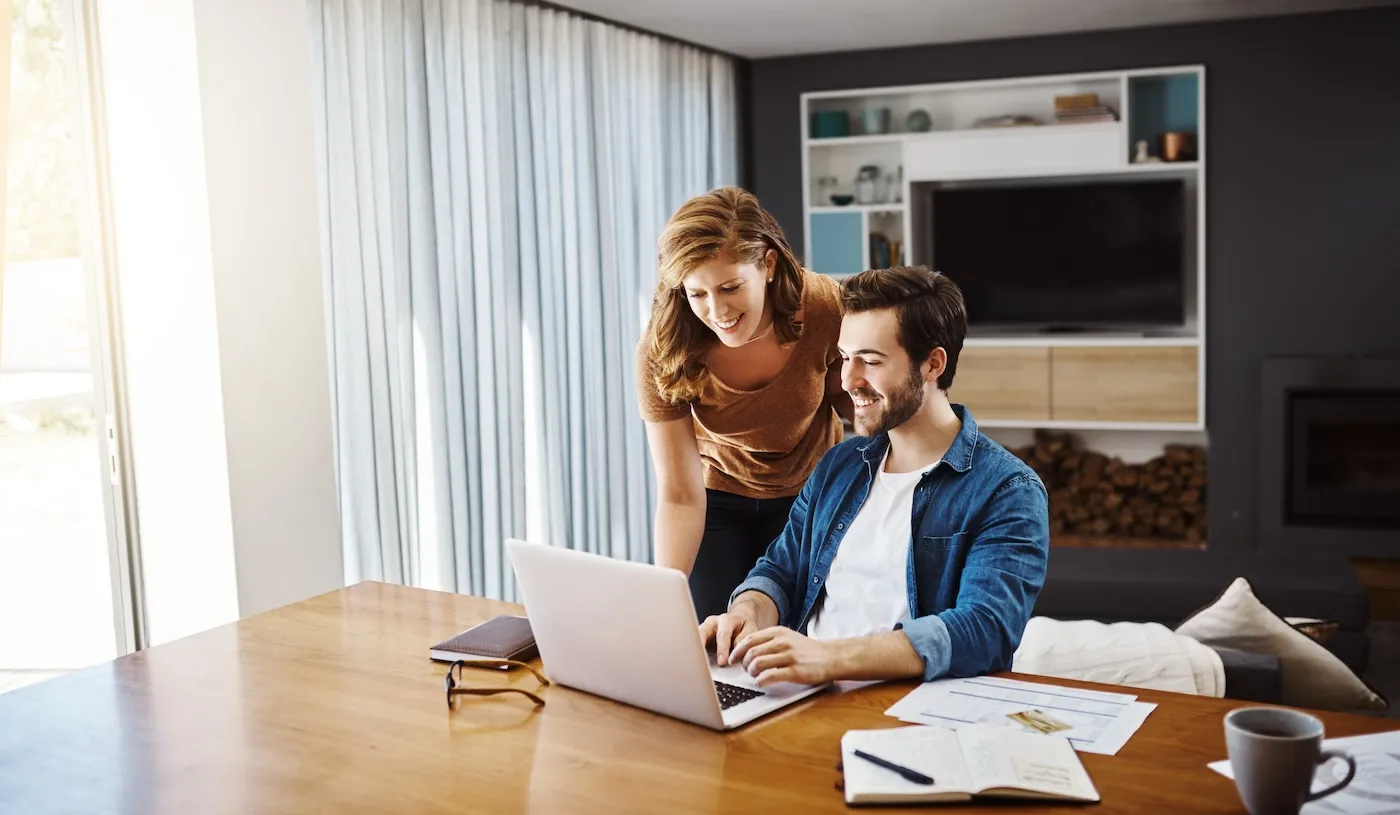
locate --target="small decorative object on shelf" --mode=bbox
[905,108,932,132]
[817,175,839,202]
[809,110,849,139]
[861,107,891,135]
[1160,131,1197,162]
[829,194,855,206]
[854,165,881,204]
[884,170,900,203]
[1132,139,1162,164]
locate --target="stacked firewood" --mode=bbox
[1010,431,1208,545]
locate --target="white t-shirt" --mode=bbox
[807,450,939,642]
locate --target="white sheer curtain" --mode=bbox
[310,0,737,599]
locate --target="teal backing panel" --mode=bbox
[809,211,864,276]
[1130,74,1199,156]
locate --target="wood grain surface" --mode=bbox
[1,581,1392,814]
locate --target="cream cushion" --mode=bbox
[1175,577,1387,711]
[1013,617,1224,697]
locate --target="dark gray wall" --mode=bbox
[745,8,1400,552]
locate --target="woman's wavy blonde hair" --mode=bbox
[647,186,806,404]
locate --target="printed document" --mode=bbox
[884,675,1157,756]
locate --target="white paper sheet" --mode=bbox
[1208,729,1400,815]
[884,676,1157,756]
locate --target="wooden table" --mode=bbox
[1,582,1393,814]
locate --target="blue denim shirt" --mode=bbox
[729,405,1050,680]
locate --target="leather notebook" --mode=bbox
[430,615,537,663]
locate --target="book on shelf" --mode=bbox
[1054,104,1119,124]
[1053,92,1101,111]
[972,114,1043,128]
[840,723,1100,806]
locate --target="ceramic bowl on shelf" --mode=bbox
[809,110,850,139]
[829,194,855,206]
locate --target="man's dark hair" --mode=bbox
[839,266,967,391]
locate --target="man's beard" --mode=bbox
[852,364,925,437]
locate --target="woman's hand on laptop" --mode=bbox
[699,592,777,666]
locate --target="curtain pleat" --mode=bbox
[312,0,738,599]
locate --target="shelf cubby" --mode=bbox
[1127,72,1202,164]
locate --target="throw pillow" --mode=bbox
[1175,577,1387,712]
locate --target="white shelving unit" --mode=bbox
[808,203,906,215]
[800,65,1207,432]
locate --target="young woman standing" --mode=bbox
[635,186,852,621]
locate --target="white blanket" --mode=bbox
[1012,617,1225,698]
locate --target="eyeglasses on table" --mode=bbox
[444,659,550,709]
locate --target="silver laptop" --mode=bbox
[505,538,830,730]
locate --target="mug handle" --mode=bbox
[1306,749,1357,803]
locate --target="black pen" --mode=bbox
[852,749,935,785]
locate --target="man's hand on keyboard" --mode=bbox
[730,627,838,687]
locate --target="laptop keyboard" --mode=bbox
[714,680,766,710]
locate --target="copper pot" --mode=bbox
[1160,131,1197,162]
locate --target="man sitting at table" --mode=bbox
[699,266,1050,686]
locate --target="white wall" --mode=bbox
[97,0,341,641]
[189,0,343,617]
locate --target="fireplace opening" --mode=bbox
[1286,390,1400,529]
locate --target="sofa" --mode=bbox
[1028,548,1371,704]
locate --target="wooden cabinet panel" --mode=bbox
[1051,346,1199,424]
[950,347,1051,421]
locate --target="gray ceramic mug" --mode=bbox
[1225,707,1357,815]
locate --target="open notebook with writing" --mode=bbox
[840,723,1100,806]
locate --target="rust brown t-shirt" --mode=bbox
[635,270,846,500]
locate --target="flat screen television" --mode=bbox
[928,178,1187,332]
